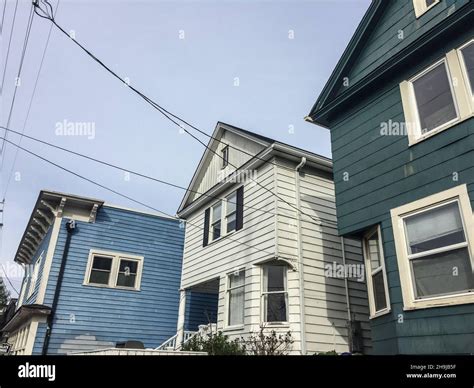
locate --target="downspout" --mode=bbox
[42,219,76,355]
[295,157,307,355]
[340,236,352,348]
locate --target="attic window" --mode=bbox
[221,146,229,168]
[413,0,440,18]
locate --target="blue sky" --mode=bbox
[0,0,370,294]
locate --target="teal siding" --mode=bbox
[32,206,184,354]
[337,0,470,94]
[326,18,474,353]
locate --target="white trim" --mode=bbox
[457,39,474,112]
[413,0,440,18]
[27,251,44,300]
[36,216,62,305]
[400,42,474,147]
[391,185,474,310]
[224,267,246,328]
[362,225,391,319]
[83,249,144,291]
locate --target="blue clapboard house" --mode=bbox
[3,190,184,355]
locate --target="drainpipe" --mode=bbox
[295,157,307,355]
[340,236,353,351]
[42,219,76,355]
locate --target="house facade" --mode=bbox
[173,122,372,354]
[3,191,184,355]
[307,0,474,354]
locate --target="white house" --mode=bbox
[172,122,372,354]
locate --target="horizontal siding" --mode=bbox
[34,207,184,354]
[275,159,372,354]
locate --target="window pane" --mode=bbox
[89,270,110,285]
[212,221,221,240]
[372,271,387,312]
[228,287,244,326]
[367,233,381,272]
[229,272,245,288]
[413,62,457,133]
[412,247,474,298]
[212,203,221,223]
[227,213,236,233]
[461,42,474,95]
[425,0,436,6]
[222,146,229,167]
[266,265,285,292]
[405,202,465,254]
[92,256,112,270]
[117,273,137,288]
[119,260,138,274]
[265,293,287,322]
[226,193,237,215]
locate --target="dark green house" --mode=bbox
[307,0,473,354]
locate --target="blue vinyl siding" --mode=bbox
[184,290,219,331]
[32,206,184,354]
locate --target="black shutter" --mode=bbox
[203,208,210,247]
[236,186,244,231]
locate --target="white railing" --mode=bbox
[155,331,196,351]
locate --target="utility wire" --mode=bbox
[0,135,277,258]
[2,0,60,201]
[1,263,19,296]
[0,0,18,95]
[0,125,339,228]
[32,0,337,228]
[0,3,34,161]
[0,0,7,34]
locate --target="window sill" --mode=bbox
[223,325,245,332]
[207,228,241,247]
[369,307,391,320]
[261,322,290,329]
[408,112,473,147]
[82,283,141,292]
[403,291,474,311]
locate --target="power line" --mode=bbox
[1,263,19,296]
[0,125,339,228]
[0,0,19,95]
[0,3,34,161]
[2,0,60,201]
[32,0,336,227]
[0,0,7,34]
[0,135,277,258]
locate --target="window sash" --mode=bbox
[208,190,240,241]
[221,146,229,168]
[459,40,474,99]
[262,265,288,322]
[227,271,245,326]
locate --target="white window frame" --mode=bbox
[83,249,144,291]
[391,185,474,310]
[225,268,245,329]
[362,226,391,318]
[261,263,289,324]
[221,145,229,168]
[400,42,474,146]
[413,0,440,18]
[26,252,44,300]
[208,188,240,243]
[457,39,474,111]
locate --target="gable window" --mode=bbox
[226,270,245,327]
[459,40,474,100]
[203,186,244,246]
[391,185,474,310]
[221,145,229,168]
[363,227,390,318]
[413,0,440,18]
[262,264,288,323]
[400,41,474,146]
[84,250,144,291]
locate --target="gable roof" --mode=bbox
[177,122,332,216]
[306,0,387,127]
[306,0,472,128]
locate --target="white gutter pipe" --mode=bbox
[295,157,307,355]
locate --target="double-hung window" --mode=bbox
[84,250,144,291]
[391,185,474,309]
[226,270,245,327]
[262,264,288,323]
[363,227,390,317]
[221,145,229,168]
[203,187,244,246]
[400,39,474,146]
